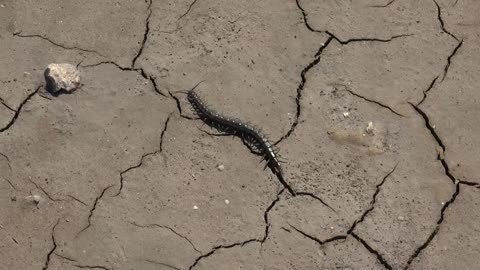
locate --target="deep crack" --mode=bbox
[0,85,42,133]
[327,32,412,45]
[417,76,439,106]
[348,164,398,234]
[42,219,60,270]
[403,183,460,269]
[409,103,445,152]
[189,238,258,269]
[295,0,318,32]
[441,40,463,82]
[74,265,111,270]
[260,189,285,242]
[80,61,167,97]
[289,225,347,245]
[404,98,463,268]
[352,232,393,270]
[274,37,333,145]
[433,0,459,42]
[78,185,114,234]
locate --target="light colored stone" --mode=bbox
[44,63,81,93]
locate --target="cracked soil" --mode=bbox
[1,0,479,269]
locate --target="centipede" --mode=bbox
[181,82,284,178]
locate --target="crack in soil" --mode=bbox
[403,183,460,269]
[409,103,445,153]
[296,0,411,44]
[26,177,65,202]
[143,259,181,270]
[417,76,439,106]
[168,89,197,120]
[295,191,336,212]
[288,166,397,268]
[289,225,347,245]
[369,0,396,8]
[274,37,333,145]
[0,151,11,169]
[55,251,112,270]
[113,113,172,197]
[189,238,258,270]
[0,85,42,133]
[433,0,459,42]
[80,61,167,97]
[77,185,114,235]
[441,40,463,82]
[188,188,284,268]
[327,32,412,45]
[132,0,152,68]
[295,0,318,33]
[352,232,393,270]
[0,96,16,112]
[42,219,60,270]
[260,188,285,243]
[1,176,16,190]
[68,195,88,206]
[74,265,111,270]
[178,0,200,21]
[13,32,105,57]
[130,221,201,254]
[53,252,77,263]
[348,164,398,234]
[335,84,404,117]
[404,99,464,268]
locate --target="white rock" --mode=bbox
[25,194,41,204]
[217,164,225,171]
[225,199,230,204]
[193,205,198,210]
[44,63,81,93]
[366,121,375,134]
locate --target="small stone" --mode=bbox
[44,63,81,94]
[225,199,230,205]
[397,215,405,221]
[329,226,334,230]
[193,205,198,210]
[217,164,225,171]
[366,121,374,134]
[0,4,5,8]
[342,112,349,117]
[26,194,41,204]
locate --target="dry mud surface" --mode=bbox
[1,0,479,269]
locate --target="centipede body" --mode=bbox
[185,89,283,177]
